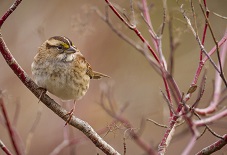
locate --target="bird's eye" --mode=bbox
[57,46,63,50]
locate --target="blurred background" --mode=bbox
[0,0,227,154]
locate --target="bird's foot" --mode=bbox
[37,87,47,103]
[63,107,75,126]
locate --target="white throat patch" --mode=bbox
[57,53,75,62]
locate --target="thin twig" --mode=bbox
[195,134,227,155]
[191,69,207,108]
[195,36,227,115]
[165,71,182,105]
[200,0,209,61]
[213,12,227,20]
[0,0,22,28]
[129,0,136,26]
[159,0,167,36]
[50,119,120,155]
[160,90,177,115]
[123,137,126,155]
[190,0,199,39]
[194,112,223,139]
[93,7,144,54]
[181,135,198,155]
[180,4,220,74]
[12,100,20,127]
[168,13,175,76]
[105,0,160,64]
[0,95,21,155]
[141,0,157,40]
[0,139,13,155]
[100,85,156,155]
[146,119,167,128]
[199,0,227,87]
[197,127,207,140]
[194,109,227,127]
[25,107,42,154]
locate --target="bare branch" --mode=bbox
[147,119,167,128]
[25,107,42,154]
[0,0,22,28]
[0,139,13,155]
[195,37,227,115]
[158,115,179,154]
[194,112,223,139]
[180,4,220,75]
[0,95,22,155]
[123,137,126,155]
[105,0,160,64]
[99,84,156,155]
[199,0,227,87]
[181,135,198,155]
[196,134,227,155]
[168,13,180,76]
[191,69,207,108]
[194,109,227,127]
[213,12,227,20]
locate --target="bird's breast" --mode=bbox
[32,60,90,100]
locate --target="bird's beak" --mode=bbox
[65,46,76,54]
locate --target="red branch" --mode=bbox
[0,97,21,155]
[199,0,209,61]
[191,30,227,90]
[0,0,22,28]
[196,134,227,155]
[194,109,227,127]
[141,0,173,116]
[195,31,227,115]
[158,115,178,154]
[104,0,160,64]
[0,140,13,155]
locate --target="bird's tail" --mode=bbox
[92,71,110,79]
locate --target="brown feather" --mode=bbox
[92,71,110,79]
[86,63,110,79]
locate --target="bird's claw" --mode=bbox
[37,87,47,103]
[63,108,74,126]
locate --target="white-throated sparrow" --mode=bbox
[31,36,109,124]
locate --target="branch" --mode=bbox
[158,115,178,154]
[180,4,220,75]
[105,0,160,64]
[194,109,227,127]
[50,119,119,155]
[196,134,227,155]
[199,0,227,87]
[141,0,173,116]
[99,86,156,155]
[195,34,227,115]
[182,135,198,155]
[25,107,42,154]
[0,0,22,28]
[0,94,21,155]
[200,0,209,61]
[0,139,13,155]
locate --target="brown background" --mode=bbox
[0,0,227,155]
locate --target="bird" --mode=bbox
[31,36,109,124]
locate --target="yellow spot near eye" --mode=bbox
[62,43,69,49]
